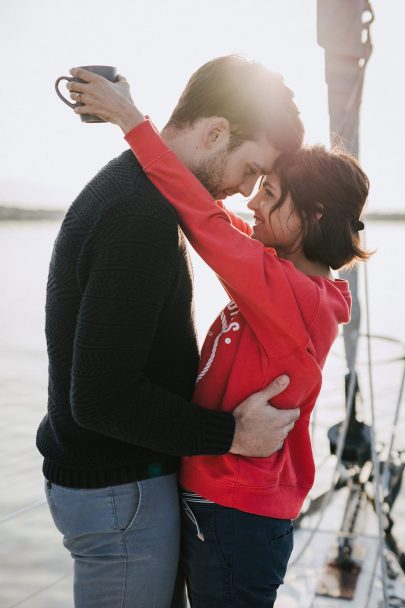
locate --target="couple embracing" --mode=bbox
[37,55,370,608]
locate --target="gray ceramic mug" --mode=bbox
[55,65,118,123]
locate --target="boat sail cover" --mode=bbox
[317,0,373,372]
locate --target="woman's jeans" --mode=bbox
[45,473,186,608]
[181,496,294,608]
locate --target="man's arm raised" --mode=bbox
[67,68,300,458]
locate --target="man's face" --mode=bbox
[192,135,279,200]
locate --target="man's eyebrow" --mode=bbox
[253,163,267,175]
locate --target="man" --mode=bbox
[37,55,303,608]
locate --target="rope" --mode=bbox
[363,231,390,608]
[383,361,405,495]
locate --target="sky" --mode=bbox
[0,0,404,212]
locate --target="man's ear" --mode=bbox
[202,117,230,150]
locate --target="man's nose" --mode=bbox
[238,182,255,198]
[239,173,262,198]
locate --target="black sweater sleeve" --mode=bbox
[70,204,235,456]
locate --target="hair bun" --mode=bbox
[352,220,365,232]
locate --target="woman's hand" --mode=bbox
[67,68,145,134]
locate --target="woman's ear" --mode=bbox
[203,117,230,150]
[315,203,324,222]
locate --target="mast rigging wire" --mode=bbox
[289,244,404,607]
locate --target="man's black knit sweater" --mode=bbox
[36,150,235,489]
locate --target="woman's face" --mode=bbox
[247,173,302,254]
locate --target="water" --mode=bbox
[0,219,404,606]
[1,219,404,353]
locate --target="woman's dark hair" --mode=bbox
[270,145,372,270]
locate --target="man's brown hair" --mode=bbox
[166,55,304,153]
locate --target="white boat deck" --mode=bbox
[2,345,404,607]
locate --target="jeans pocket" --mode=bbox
[45,483,118,539]
[265,520,294,586]
[182,498,205,541]
[112,481,142,533]
[182,500,233,572]
[267,520,294,547]
[181,502,234,604]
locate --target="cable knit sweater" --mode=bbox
[36,150,235,489]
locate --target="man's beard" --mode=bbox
[190,148,229,199]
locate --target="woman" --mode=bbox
[68,69,371,607]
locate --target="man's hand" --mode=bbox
[67,68,144,134]
[230,375,299,457]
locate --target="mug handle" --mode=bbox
[55,76,77,109]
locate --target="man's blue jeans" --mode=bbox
[45,473,186,608]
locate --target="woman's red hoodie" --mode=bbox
[125,120,351,519]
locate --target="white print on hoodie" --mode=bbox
[196,300,240,384]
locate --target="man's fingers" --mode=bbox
[260,375,290,401]
[282,407,300,424]
[278,423,294,443]
[285,420,296,434]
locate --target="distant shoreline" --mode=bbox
[0,206,65,221]
[0,205,404,223]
